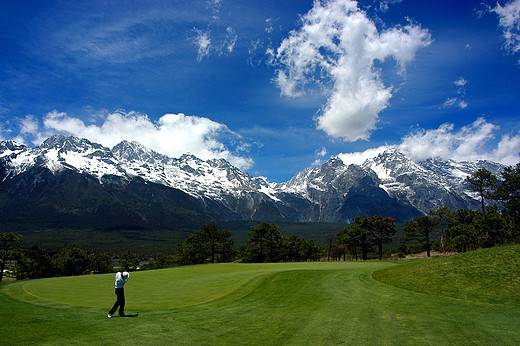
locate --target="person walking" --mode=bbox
[108,271,129,318]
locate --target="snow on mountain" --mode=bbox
[0,140,27,158]
[111,140,277,201]
[0,135,277,204]
[0,135,506,222]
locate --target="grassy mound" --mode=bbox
[373,244,520,305]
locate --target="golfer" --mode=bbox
[108,271,129,318]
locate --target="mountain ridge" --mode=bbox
[0,134,505,225]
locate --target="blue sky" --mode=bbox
[1,0,520,182]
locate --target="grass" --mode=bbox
[373,244,520,305]
[1,248,520,345]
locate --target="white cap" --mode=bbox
[122,271,129,278]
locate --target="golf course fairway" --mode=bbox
[1,259,520,345]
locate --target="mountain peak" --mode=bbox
[0,139,27,158]
[0,139,26,150]
[41,134,104,153]
[112,140,170,164]
[178,153,201,162]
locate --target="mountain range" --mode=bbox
[0,135,504,230]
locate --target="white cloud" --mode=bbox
[265,18,275,34]
[19,115,39,135]
[492,0,520,54]
[192,25,238,60]
[398,118,519,165]
[18,110,253,170]
[443,97,458,107]
[443,97,467,109]
[492,133,520,164]
[312,146,328,166]
[379,0,404,13]
[190,1,238,61]
[193,29,212,62]
[338,118,520,166]
[224,27,237,53]
[315,147,327,157]
[338,145,389,166]
[14,115,46,144]
[444,77,468,109]
[272,0,431,142]
[454,77,468,86]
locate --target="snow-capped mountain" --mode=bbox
[0,135,505,225]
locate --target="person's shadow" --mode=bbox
[115,314,139,317]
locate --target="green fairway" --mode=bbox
[2,259,520,345]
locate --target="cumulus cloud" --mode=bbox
[338,118,520,166]
[491,0,520,54]
[16,110,254,170]
[399,118,519,165]
[338,145,389,166]
[272,0,431,142]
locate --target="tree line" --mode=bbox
[145,222,323,269]
[1,223,324,279]
[0,235,141,281]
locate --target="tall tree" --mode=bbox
[326,234,336,261]
[370,215,396,260]
[199,224,234,263]
[339,216,374,261]
[120,250,140,271]
[337,226,358,261]
[245,223,281,263]
[175,232,207,265]
[444,208,479,252]
[465,168,499,212]
[402,216,440,257]
[53,244,91,276]
[91,252,114,274]
[175,224,234,265]
[494,163,520,240]
[0,233,22,282]
[16,245,55,279]
[429,207,452,252]
[474,207,507,248]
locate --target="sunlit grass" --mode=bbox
[1,255,520,344]
[373,244,520,305]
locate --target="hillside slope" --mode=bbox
[373,245,520,305]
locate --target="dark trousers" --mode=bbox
[109,287,125,316]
